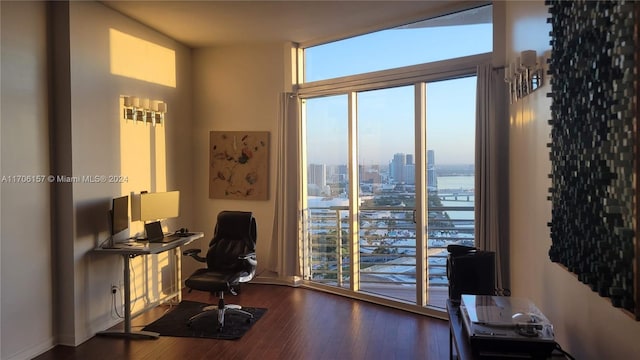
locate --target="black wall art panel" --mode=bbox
[546,0,639,319]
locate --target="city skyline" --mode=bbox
[307,150,474,169]
[305,76,478,165]
[307,150,473,197]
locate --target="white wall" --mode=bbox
[191,44,287,278]
[0,1,289,356]
[2,0,195,355]
[59,1,194,345]
[0,2,54,359]
[506,1,640,358]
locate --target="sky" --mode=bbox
[304,21,492,166]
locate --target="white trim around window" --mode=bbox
[297,53,492,98]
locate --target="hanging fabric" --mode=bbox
[269,92,302,280]
[475,63,510,291]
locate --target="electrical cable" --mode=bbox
[111,289,123,319]
[98,236,112,248]
[554,343,576,360]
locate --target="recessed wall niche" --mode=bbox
[546,0,639,319]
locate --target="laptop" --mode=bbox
[144,221,181,243]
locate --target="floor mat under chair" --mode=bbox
[142,300,267,340]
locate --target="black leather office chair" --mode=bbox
[183,211,257,332]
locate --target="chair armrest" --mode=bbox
[239,252,257,266]
[238,252,257,282]
[183,248,206,263]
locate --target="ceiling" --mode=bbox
[101,1,487,48]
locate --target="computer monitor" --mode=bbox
[131,191,180,221]
[111,195,129,236]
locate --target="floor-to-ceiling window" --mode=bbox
[305,95,350,289]
[300,4,492,313]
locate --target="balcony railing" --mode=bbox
[303,205,474,307]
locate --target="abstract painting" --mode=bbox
[209,131,269,200]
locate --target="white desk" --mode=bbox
[94,232,204,339]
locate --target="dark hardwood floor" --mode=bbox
[34,284,451,360]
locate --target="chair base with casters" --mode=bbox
[187,290,254,332]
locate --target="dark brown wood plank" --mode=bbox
[34,284,450,360]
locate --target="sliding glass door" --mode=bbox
[302,75,477,310]
[356,86,417,303]
[424,77,477,307]
[304,95,351,289]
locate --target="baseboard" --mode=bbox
[6,336,55,360]
[252,274,302,287]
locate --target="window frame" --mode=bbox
[297,53,491,98]
[297,2,494,69]
[298,53,490,316]
[296,2,493,315]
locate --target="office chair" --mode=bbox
[183,211,257,332]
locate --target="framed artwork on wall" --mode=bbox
[209,131,269,201]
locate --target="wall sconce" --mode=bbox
[504,50,544,103]
[156,102,167,125]
[121,96,167,125]
[123,96,141,121]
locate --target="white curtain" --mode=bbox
[475,63,510,291]
[268,92,301,278]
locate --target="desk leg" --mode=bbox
[97,254,159,340]
[176,248,182,302]
[450,326,453,360]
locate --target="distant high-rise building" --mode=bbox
[388,151,436,187]
[326,165,342,184]
[427,150,435,165]
[308,164,326,189]
[427,150,437,191]
[406,154,414,165]
[361,165,381,183]
[391,153,407,183]
[404,163,415,185]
